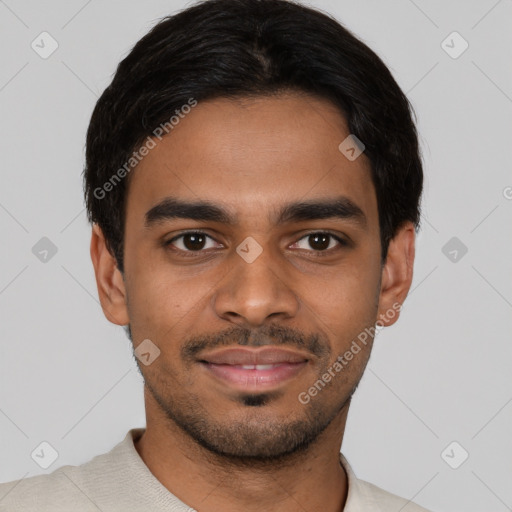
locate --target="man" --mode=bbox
[0,0,432,510]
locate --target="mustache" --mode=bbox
[181,324,331,361]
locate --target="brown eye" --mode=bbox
[166,232,220,252]
[308,233,330,250]
[292,232,347,252]
[182,233,206,250]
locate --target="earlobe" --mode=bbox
[376,222,416,328]
[90,224,130,326]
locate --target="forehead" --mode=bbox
[126,92,378,229]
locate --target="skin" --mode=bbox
[90,92,415,512]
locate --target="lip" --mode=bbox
[198,346,310,366]
[198,347,310,390]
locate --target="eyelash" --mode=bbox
[164,230,348,257]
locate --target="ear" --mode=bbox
[376,221,416,328]
[90,224,130,326]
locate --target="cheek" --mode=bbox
[124,261,185,332]
[306,264,380,320]
[302,267,380,361]
[126,262,219,346]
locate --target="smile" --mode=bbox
[196,346,311,390]
[199,361,308,389]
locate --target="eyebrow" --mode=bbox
[144,195,367,230]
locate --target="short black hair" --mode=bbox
[84,0,423,273]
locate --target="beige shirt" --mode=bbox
[0,428,432,511]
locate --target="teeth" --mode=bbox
[240,364,278,370]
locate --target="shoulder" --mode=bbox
[340,452,434,512]
[0,465,98,512]
[0,431,139,512]
[356,478,433,512]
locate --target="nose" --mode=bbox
[211,243,300,328]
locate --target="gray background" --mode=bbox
[1,1,511,511]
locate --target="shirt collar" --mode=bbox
[340,452,386,512]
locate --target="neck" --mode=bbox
[135,397,350,512]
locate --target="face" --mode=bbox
[91,92,415,463]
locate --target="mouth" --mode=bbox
[197,347,310,390]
